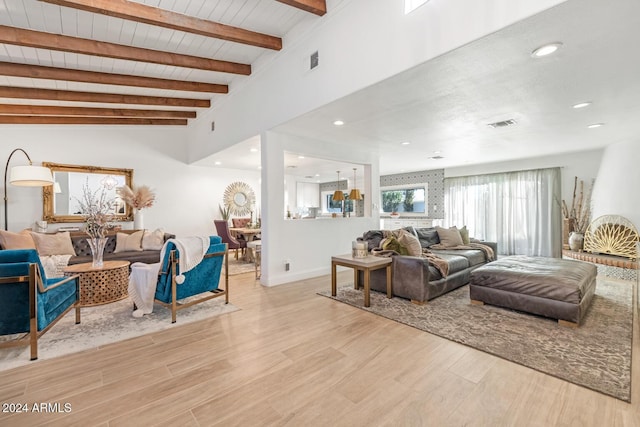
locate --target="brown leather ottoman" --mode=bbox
[469,256,597,327]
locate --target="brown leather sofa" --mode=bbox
[357,227,497,304]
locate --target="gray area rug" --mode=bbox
[224,257,258,276]
[320,279,633,402]
[0,296,238,372]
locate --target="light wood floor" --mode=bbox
[0,271,638,427]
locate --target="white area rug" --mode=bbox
[0,296,239,372]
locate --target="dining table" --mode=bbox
[229,227,261,261]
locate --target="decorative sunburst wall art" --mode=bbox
[584,215,639,260]
[223,182,256,216]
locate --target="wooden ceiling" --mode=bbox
[0,0,326,125]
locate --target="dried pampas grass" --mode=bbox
[117,185,156,210]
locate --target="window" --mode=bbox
[326,193,354,213]
[380,186,426,213]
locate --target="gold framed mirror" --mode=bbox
[42,162,134,223]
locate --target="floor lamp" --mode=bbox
[4,148,54,231]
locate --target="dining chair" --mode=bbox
[214,220,246,260]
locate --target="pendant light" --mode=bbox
[349,167,362,200]
[332,171,345,201]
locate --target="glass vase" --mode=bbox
[87,237,108,268]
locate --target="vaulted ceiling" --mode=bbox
[0,0,326,125]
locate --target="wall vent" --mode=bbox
[310,51,319,70]
[487,119,517,128]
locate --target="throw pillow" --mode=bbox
[381,236,407,255]
[435,226,464,247]
[0,229,36,250]
[396,229,422,256]
[30,231,76,256]
[114,231,144,253]
[459,226,470,245]
[414,227,440,248]
[142,228,165,250]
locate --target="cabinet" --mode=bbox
[382,218,433,230]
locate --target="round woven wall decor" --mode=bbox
[223,182,255,216]
[583,215,639,260]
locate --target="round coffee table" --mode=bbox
[63,260,130,307]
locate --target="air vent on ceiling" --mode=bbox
[310,51,319,70]
[428,155,444,160]
[487,119,517,128]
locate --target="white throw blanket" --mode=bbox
[128,236,210,318]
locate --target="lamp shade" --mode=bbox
[332,190,345,201]
[10,165,54,186]
[349,189,362,200]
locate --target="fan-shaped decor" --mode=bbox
[584,215,639,260]
[223,182,255,216]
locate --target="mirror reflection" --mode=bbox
[42,163,134,223]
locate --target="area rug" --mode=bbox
[224,257,257,276]
[0,296,239,372]
[320,279,633,402]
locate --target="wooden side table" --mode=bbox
[331,254,392,307]
[63,260,130,308]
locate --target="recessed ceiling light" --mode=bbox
[315,173,320,177]
[250,148,258,152]
[401,141,411,145]
[298,155,305,159]
[214,161,221,165]
[333,120,345,126]
[587,123,604,129]
[531,42,562,58]
[434,150,441,154]
[573,102,592,109]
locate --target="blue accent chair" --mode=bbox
[0,249,79,360]
[155,236,228,323]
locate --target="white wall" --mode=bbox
[444,148,603,205]
[1,126,260,237]
[261,131,379,286]
[591,140,640,228]
[187,0,568,162]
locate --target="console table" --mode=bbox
[331,254,392,307]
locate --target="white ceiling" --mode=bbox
[0,0,315,107]
[212,0,640,178]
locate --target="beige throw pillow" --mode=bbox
[142,228,165,250]
[0,229,36,250]
[30,231,76,256]
[396,229,422,256]
[114,231,144,253]
[435,226,464,247]
[459,226,470,245]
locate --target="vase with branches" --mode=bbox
[77,181,115,267]
[562,176,593,251]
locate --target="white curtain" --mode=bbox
[444,167,562,257]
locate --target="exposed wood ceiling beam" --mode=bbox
[0,104,196,118]
[0,25,250,76]
[0,62,228,93]
[0,86,210,108]
[0,115,187,125]
[38,0,283,51]
[276,0,326,16]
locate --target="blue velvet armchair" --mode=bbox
[0,249,79,360]
[155,236,228,323]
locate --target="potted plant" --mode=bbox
[219,203,231,222]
